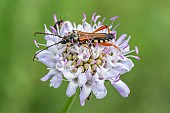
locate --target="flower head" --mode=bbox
[34,13,140,106]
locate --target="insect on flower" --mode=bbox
[34,13,140,106]
[33,25,120,61]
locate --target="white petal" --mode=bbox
[47,40,58,54]
[77,24,83,31]
[75,68,82,77]
[92,80,107,99]
[36,50,55,68]
[106,70,120,79]
[78,73,87,87]
[41,69,58,81]
[79,84,92,106]
[111,80,130,97]
[44,25,60,42]
[119,36,131,49]
[120,58,134,74]
[64,21,73,32]
[85,68,92,80]
[116,34,127,45]
[66,81,78,97]
[62,70,75,80]
[50,73,63,88]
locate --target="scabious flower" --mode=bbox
[34,12,140,106]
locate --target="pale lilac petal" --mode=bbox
[46,40,58,54]
[80,84,92,106]
[77,24,83,31]
[82,13,86,20]
[106,70,120,79]
[120,58,134,74]
[50,73,63,88]
[78,73,87,87]
[64,21,73,32]
[116,34,127,45]
[92,80,107,99]
[41,69,58,81]
[110,16,119,21]
[119,36,131,48]
[85,68,92,80]
[75,68,82,76]
[66,81,79,97]
[95,15,100,22]
[50,26,57,33]
[62,70,75,80]
[111,80,130,97]
[92,12,96,21]
[36,50,55,68]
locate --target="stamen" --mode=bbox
[82,13,86,21]
[94,15,100,23]
[101,17,106,25]
[50,26,57,33]
[119,55,124,60]
[135,46,139,54]
[92,12,96,22]
[54,14,57,23]
[76,59,82,66]
[64,59,68,66]
[112,23,120,32]
[33,59,39,62]
[115,73,120,80]
[122,44,128,50]
[114,78,120,83]
[126,55,140,60]
[123,49,136,55]
[56,24,60,35]
[64,50,71,59]
[34,40,39,48]
[34,40,46,48]
[110,16,119,21]
[110,16,119,28]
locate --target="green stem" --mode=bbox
[61,92,77,113]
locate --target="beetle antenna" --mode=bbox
[33,41,63,61]
[34,32,62,38]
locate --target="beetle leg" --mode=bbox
[98,42,121,51]
[93,25,110,34]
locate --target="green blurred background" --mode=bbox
[0,0,170,113]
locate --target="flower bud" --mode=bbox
[73,54,78,60]
[96,59,102,65]
[88,58,94,63]
[67,54,73,60]
[71,68,77,73]
[84,63,90,70]
[91,64,97,71]
[79,66,84,72]
[71,61,77,66]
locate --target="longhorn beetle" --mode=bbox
[33,25,120,61]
